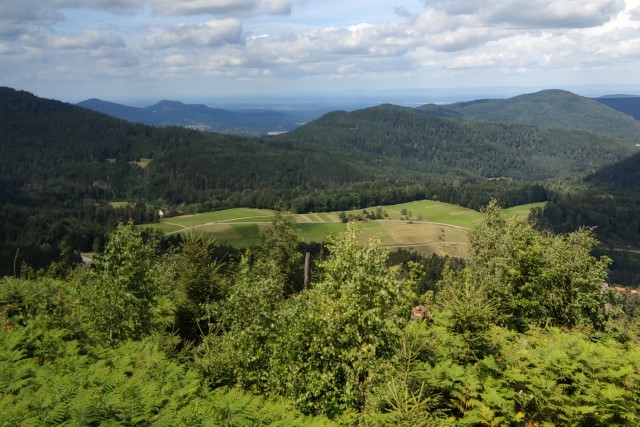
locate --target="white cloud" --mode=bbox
[164,53,188,66]
[422,0,625,28]
[143,19,243,48]
[487,0,625,28]
[49,30,126,50]
[149,0,293,17]
[151,0,256,16]
[262,0,293,15]
[0,0,63,39]
[53,0,145,14]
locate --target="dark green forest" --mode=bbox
[3,207,640,425]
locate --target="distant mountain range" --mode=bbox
[417,89,640,142]
[79,89,640,141]
[77,98,325,136]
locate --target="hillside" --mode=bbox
[592,95,640,120]
[4,87,636,204]
[277,103,637,182]
[78,98,322,136]
[584,150,640,194]
[534,143,640,257]
[0,87,221,200]
[417,89,640,142]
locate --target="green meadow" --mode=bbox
[142,201,545,258]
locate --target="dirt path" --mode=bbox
[164,218,469,236]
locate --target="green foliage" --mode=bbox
[264,223,418,417]
[77,223,159,344]
[372,317,640,426]
[2,194,640,425]
[0,276,75,331]
[437,266,497,362]
[465,200,611,331]
[195,249,287,389]
[164,234,226,342]
[7,83,640,425]
[283,103,635,182]
[0,324,334,426]
[594,96,640,120]
[257,209,304,294]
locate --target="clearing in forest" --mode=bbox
[142,201,544,258]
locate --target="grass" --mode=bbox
[132,158,152,168]
[503,202,545,217]
[110,201,130,208]
[142,200,543,258]
[382,200,483,228]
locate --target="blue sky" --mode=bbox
[1,0,640,104]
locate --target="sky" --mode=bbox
[2,0,640,104]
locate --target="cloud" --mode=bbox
[487,0,625,28]
[262,0,292,15]
[149,0,293,17]
[164,53,188,66]
[629,5,640,20]
[394,6,413,18]
[422,0,624,28]
[143,19,243,49]
[0,0,63,39]
[49,30,126,50]
[53,0,145,14]
[151,0,256,16]
[427,27,507,52]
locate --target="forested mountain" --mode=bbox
[278,103,636,181]
[593,95,640,120]
[532,141,640,284]
[585,149,640,193]
[78,97,322,136]
[0,87,208,199]
[7,86,633,205]
[417,89,640,142]
[534,149,640,256]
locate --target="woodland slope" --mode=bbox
[417,89,640,142]
[593,95,640,120]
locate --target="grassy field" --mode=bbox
[109,201,131,208]
[132,158,152,168]
[142,201,545,258]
